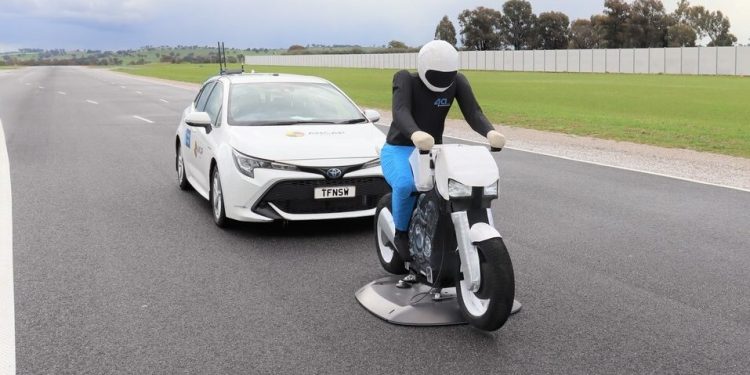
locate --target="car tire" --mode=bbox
[210,166,229,228]
[176,145,191,191]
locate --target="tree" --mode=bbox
[602,0,631,48]
[387,40,408,49]
[590,14,610,48]
[287,45,305,52]
[569,19,599,49]
[628,0,669,47]
[672,1,736,46]
[434,15,457,47]
[501,0,536,50]
[535,11,570,50]
[458,6,505,50]
[667,22,697,47]
[704,11,737,46]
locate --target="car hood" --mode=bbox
[229,124,385,165]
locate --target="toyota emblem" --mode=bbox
[326,168,343,179]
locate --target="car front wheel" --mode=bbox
[176,145,191,190]
[211,166,229,228]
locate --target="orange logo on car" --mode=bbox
[286,131,305,137]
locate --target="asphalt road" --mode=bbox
[1,66,749,374]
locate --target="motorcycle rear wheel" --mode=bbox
[456,237,515,331]
[374,194,408,275]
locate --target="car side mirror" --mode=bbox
[185,112,212,133]
[364,109,380,123]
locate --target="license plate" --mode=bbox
[314,186,356,199]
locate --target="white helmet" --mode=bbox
[417,40,459,92]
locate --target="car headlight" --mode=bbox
[232,149,298,178]
[361,158,380,169]
[448,179,499,198]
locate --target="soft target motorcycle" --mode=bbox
[373,144,514,331]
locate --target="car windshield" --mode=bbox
[228,82,367,126]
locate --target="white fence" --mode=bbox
[246,46,750,76]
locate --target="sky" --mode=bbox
[0,0,748,52]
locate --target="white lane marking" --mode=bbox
[86,100,98,105]
[135,91,142,95]
[57,91,66,95]
[132,115,154,124]
[446,133,750,194]
[24,83,29,86]
[38,86,44,89]
[374,123,750,194]
[120,85,127,89]
[159,99,169,103]
[0,118,16,374]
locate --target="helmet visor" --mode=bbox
[425,70,457,90]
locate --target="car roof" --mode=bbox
[206,73,331,85]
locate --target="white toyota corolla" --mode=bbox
[175,72,389,226]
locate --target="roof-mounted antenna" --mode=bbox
[218,41,244,75]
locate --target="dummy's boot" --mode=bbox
[393,230,413,262]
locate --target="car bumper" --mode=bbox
[221,164,388,222]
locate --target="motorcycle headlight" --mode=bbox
[361,158,381,169]
[232,149,298,178]
[448,179,499,198]
[448,179,472,198]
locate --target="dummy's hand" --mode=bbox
[411,131,435,151]
[487,130,506,150]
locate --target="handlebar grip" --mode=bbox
[490,147,503,152]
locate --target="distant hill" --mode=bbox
[0,44,419,66]
[0,45,286,66]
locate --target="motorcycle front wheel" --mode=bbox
[456,237,515,331]
[374,193,408,275]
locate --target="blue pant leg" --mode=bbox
[380,144,417,232]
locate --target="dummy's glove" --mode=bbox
[487,130,506,150]
[411,131,435,151]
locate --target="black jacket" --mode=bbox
[386,70,493,146]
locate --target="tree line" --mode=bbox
[433,0,737,51]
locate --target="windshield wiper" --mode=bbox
[336,118,368,124]
[256,120,338,126]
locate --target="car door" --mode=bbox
[192,81,224,194]
[183,80,216,186]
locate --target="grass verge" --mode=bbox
[114,63,750,158]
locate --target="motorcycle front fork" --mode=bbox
[451,208,498,293]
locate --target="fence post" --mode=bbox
[604,49,607,73]
[698,47,701,75]
[735,46,739,76]
[715,46,719,75]
[680,47,683,74]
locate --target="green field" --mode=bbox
[115,63,750,157]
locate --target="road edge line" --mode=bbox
[0,118,16,374]
[374,124,750,194]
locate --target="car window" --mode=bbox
[204,82,223,126]
[194,81,216,111]
[228,82,366,126]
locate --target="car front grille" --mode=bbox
[255,177,390,216]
